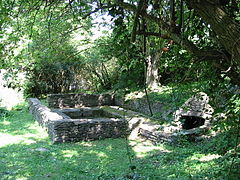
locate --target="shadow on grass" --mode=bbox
[0,104,132,179]
[129,132,240,180]
[0,138,132,179]
[1,103,239,180]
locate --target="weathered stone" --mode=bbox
[28,98,128,143]
[47,93,114,108]
[137,93,214,143]
[115,96,165,116]
[29,92,215,144]
[174,92,214,122]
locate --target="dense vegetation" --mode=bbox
[0,0,240,179]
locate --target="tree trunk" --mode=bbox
[146,49,162,88]
[116,0,240,85]
[187,0,240,69]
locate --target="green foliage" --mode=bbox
[0,107,9,118]
[23,61,81,97]
[0,1,91,97]
[81,28,145,92]
[108,34,145,91]
[0,3,239,179]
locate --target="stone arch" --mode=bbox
[180,116,206,130]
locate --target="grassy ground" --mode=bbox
[1,102,239,180]
[122,81,214,121]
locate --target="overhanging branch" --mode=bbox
[114,0,227,62]
[137,31,170,39]
[82,5,114,19]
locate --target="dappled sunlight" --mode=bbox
[190,153,221,162]
[62,150,79,158]
[0,0,239,178]
[92,151,108,158]
[0,111,49,147]
[0,99,237,179]
[0,131,48,147]
[0,120,11,125]
[0,133,23,147]
[25,122,49,136]
[126,91,146,100]
[77,141,96,147]
[150,85,173,94]
[20,131,48,144]
[125,86,173,101]
[130,139,171,158]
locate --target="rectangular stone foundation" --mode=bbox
[48,118,127,143]
[28,98,128,143]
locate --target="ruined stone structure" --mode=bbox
[136,92,214,142]
[47,93,114,108]
[48,93,167,118]
[28,98,127,143]
[115,96,164,116]
[29,92,214,144]
[174,92,214,130]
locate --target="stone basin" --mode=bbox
[56,107,122,119]
[28,98,128,143]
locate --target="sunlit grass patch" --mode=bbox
[0,102,238,179]
[0,105,132,179]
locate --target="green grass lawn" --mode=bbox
[0,103,238,180]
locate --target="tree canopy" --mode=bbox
[0,0,240,94]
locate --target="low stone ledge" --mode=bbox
[48,118,128,143]
[47,93,114,108]
[114,96,165,116]
[28,98,68,127]
[138,119,211,143]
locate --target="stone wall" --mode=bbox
[47,93,114,108]
[47,92,168,118]
[28,98,68,128]
[114,96,166,116]
[174,92,214,121]
[28,98,128,143]
[48,119,127,143]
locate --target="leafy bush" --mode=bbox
[23,61,82,97]
[0,107,9,117]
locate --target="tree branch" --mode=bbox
[114,0,227,62]
[131,0,145,42]
[137,31,170,39]
[82,5,114,19]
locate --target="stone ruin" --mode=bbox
[28,92,214,143]
[47,93,115,108]
[174,92,214,130]
[138,92,214,142]
[28,95,127,143]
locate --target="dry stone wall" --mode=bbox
[30,92,214,144]
[28,98,128,143]
[48,118,127,143]
[174,92,214,122]
[47,93,167,118]
[114,96,165,116]
[28,98,68,128]
[47,93,114,108]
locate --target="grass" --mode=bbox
[121,82,212,121]
[0,102,239,179]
